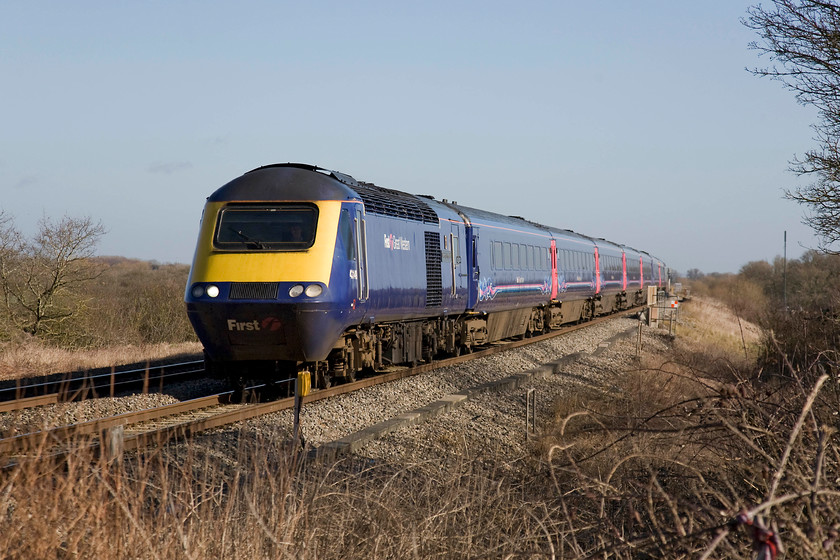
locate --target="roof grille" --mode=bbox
[229,282,279,300]
[424,232,442,308]
[351,182,439,224]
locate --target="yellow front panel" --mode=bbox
[188,201,342,284]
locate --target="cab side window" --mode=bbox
[339,209,356,261]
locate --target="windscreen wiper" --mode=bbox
[230,228,265,249]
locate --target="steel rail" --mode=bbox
[0,361,206,414]
[0,359,205,395]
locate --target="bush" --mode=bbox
[75,258,197,348]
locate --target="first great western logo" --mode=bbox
[227,317,283,331]
[384,233,410,251]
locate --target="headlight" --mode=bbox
[191,285,205,298]
[304,284,323,297]
[289,284,304,298]
[206,285,220,298]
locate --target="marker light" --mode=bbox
[191,285,205,298]
[289,284,304,298]
[304,284,323,297]
[206,285,220,298]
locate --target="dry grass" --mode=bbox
[1,297,837,558]
[675,295,762,367]
[542,298,840,558]
[0,338,202,380]
[1,433,565,559]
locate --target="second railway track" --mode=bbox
[0,359,207,414]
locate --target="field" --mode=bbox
[0,297,837,559]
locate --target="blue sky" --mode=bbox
[0,1,821,274]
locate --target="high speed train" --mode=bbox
[185,163,668,389]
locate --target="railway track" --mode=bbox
[0,359,206,414]
[0,307,646,466]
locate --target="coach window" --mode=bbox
[493,241,502,270]
[503,243,511,269]
[511,243,519,269]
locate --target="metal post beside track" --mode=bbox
[637,318,643,358]
[293,371,311,448]
[526,388,536,440]
[293,383,302,446]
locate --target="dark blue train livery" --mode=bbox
[185,163,668,387]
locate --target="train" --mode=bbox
[185,163,668,390]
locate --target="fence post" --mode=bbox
[101,425,124,464]
[526,389,536,440]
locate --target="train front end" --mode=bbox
[185,165,362,376]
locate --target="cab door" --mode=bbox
[354,208,369,302]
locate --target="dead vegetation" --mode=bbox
[0,297,837,558]
[542,298,840,558]
[0,257,199,379]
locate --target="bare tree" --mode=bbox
[745,1,840,250]
[0,213,106,337]
[685,268,705,280]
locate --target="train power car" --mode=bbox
[185,163,668,389]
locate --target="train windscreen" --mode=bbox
[214,205,318,251]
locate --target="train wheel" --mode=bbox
[314,364,331,390]
[228,375,251,403]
